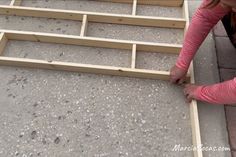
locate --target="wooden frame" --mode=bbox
[0,5,185,29]
[0,29,183,81]
[1,1,202,157]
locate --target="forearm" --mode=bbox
[195,78,236,105]
[176,0,230,71]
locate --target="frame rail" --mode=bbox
[0,56,171,80]
[80,14,88,37]
[0,33,8,55]
[0,5,186,29]
[132,0,137,16]
[0,29,190,81]
[1,29,182,54]
[131,44,136,68]
[183,1,203,157]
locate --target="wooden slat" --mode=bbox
[131,44,136,68]
[80,15,88,37]
[132,0,137,16]
[0,29,182,54]
[0,33,8,55]
[190,64,203,157]
[183,0,203,157]
[99,0,184,7]
[0,5,186,29]
[0,56,172,80]
[10,0,22,6]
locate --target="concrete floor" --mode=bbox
[0,0,231,157]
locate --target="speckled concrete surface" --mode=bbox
[0,15,81,35]
[21,0,132,15]
[0,66,192,157]
[21,0,183,18]
[88,23,184,44]
[136,51,177,71]
[4,40,177,71]
[137,5,183,18]
[0,0,9,5]
[0,1,193,157]
[4,41,131,68]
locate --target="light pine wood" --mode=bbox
[0,56,172,80]
[131,44,136,68]
[132,0,138,16]
[0,33,7,55]
[190,63,203,157]
[0,5,186,29]
[1,29,182,54]
[80,15,88,37]
[0,29,190,81]
[183,0,203,157]
[10,0,22,6]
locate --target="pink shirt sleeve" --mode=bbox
[176,0,235,104]
[195,78,236,104]
[176,0,230,70]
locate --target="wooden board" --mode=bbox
[0,5,186,29]
[1,29,182,54]
[183,1,203,157]
[0,33,7,55]
[0,29,190,81]
[0,56,172,80]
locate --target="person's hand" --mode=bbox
[183,84,199,103]
[170,65,188,84]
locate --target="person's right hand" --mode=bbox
[170,65,188,84]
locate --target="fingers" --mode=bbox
[186,94,193,103]
[170,77,186,85]
[184,84,195,103]
[178,77,186,85]
[170,77,178,84]
[169,65,187,85]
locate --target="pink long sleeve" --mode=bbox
[176,0,230,70]
[176,0,235,104]
[195,78,236,104]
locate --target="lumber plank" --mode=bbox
[0,33,8,55]
[183,0,203,157]
[99,0,184,7]
[0,29,182,54]
[131,44,136,68]
[189,64,203,157]
[80,14,88,37]
[10,0,22,6]
[0,5,186,29]
[0,56,172,80]
[132,0,137,16]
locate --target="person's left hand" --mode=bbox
[183,84,200,103]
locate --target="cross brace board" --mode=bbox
[0,29,184,81]
[2,1,202,157]
[0,5,186,29]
